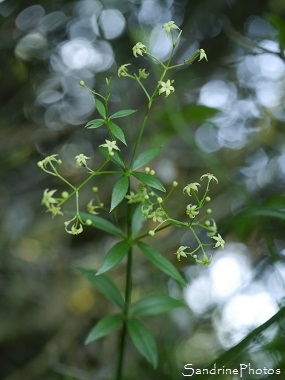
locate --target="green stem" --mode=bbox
[115,199,133,380]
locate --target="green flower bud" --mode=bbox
[150,170,155,175]
[172,181,178,187]
[85,219,92,226]
[79,80,85,87]
[61,191,69,199]
[148,230,155,236]
[206,209,212,214]
[205,196,211,202]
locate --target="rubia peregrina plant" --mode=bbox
[38,21,224,379]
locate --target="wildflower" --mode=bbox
[48,204,63,218]
[64,217,83,235]
[158,80,175,97]
[132,42,147,58]
[118,63,131,77]
[75,154,91,167]
[199,49,208,62]
[41,189,58,209]
[162,21,180,34]
[186,204,199,219]
[175,246,189,261]
[138,68,149,79]
[100,139,120,156]
[37,154,61,170]
[151,207,165,223]
[212,234,225,250]
[200,173,218,184]
[141,205,153,218]
[196,253,213,266]
[87,199,101,215]
[183,182,200,196]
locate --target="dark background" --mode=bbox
[1,0,285,379]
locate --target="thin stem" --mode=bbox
[115,197,133,380]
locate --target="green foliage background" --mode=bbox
[1,0,285,379]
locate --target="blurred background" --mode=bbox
[1,0,285,379]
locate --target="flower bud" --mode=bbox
[92,187,98,193]
[61,191,69,199]
[79,80,85,87]
[148,230,155,236]
[206,208,212,214]
[85,219,92,226]
[172,181,178,187]
[150,170,155,175]
[205,196,211,202]
[145,167,150,173]
[157,197,163,204]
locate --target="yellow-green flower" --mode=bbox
[162,21,180,34]
[183,182,200,196]
[186,204,199,219]
[158,80,175,97]
[175,246,189,261]
[118,63,131,77]
[201,173,218,184]
[212,234,225,249]
[41,189,58,209]
[132,42,147,58]
[75,154,90,167]
[99,139,120,156]
[199,49,208,62]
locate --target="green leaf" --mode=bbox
[85,314,124,344]
[110,109,137,119]
[95,98,106,118]
[96,240,130,275]
[110,176,129,212]
[127,318,158,368]
[131,295,186,316]
[78,212,124,238]
[133,147,162,170]
[132,204,146,236]
[132,172,166,192]
[78,268,125,309]
[107,120,127,145]
[137,242,187,286]
[99,146,125,169]
[182,104,219,122]
[85,119,105,129]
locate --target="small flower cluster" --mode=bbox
[127,171,224,266]
[38,154,99,235]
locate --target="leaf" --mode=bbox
[132,172,166,192]
[110,176,129,212]
[78,212,124,238]
[110,109,137,119]
[85,314,124,344]
[85,119,105,129]
[96,240,130,275]
[182,104,219,122]
[95,98,106,118]
[131,295,186,316]
[127,318,158,368]
[99,146,125,169]
[133,147,162,170]
[137,242,187,286]
[107,120,127,145]
[132,204,146,236]
[78,268,125,309]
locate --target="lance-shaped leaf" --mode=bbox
[85,119,105,129]
[95,98,106,118]
[78,212,124,238]
[131,294,186,316]
[78,268,124,309]
[137,242,187,286]
[99,146,125,169]
[132,172,165,192]
[96,240,130,275]
[85,314,124,344]
[107,120,127,145]
[110,176,129,212]
[127,318,158,368]
[133,147,162,170]
[110,109,137,119]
